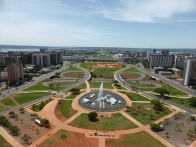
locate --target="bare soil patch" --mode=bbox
[54,103,66,122]
[63,72,84,78]
[92,63,121,68]
[5,110,51,146]
[121,73,142,79]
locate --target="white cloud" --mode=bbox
[97,0,196,22]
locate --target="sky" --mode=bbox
[0,0,196,48]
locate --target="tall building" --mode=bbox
[21,53,32,65]
[50,53,57,65]
[183,58,196,86]
[175,56,186,69]
[149,54,175,68]
[4,56,21,66]
[32,54,50,67]
[7,63,24,85]
[56,50,63,64]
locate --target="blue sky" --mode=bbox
[0,0,196,48]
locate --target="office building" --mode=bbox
[32,54,50,67]
[4,56,21,65]
[149,54,175,68]
[7,63,24,85]
[183,58,196,86]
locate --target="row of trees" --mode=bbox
[0,116,20,136]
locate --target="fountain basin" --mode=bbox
[78,91,126,112]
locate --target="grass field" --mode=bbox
[0,105,9,112]
[140,83,188,96]
[124,67,141,73]
[13,92,50,104]
[66,66,81,71]
[1,98,16,106]
[121,72,142,79]
[127,103,172,125]
[69,113,137,131]
[120,91,150,101]
[24,82,66,91]
[128,81,155,87]
[60,100,77,119]
[80,62,124,78]
[89,82,113,89]
[168,97,196,111]
[74,83,86,89]
[106,131,165,147]
[63,72,84,78]
[0,135,12,147]
[38,129,98,147]
[66,94,77,99]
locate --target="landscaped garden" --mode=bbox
[126,102,172,125]
[69,113,137,131]
[106,131,165,147]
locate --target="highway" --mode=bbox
[114,64,196,114]
[0,62,91,116]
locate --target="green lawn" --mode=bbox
[60,100,77,119]
[0,135,12,147]
[69,113,137,131]
[124,67,141,73]
[128,81,155,87]
[161,83,188,96]
[66,94,77,99]
[89,82,113,89]
[126,103,172,125]
[74,83,86,89]
[120,91,150,101]
[106,131,165,147]
[168,97,196,111]
[140,83,188,96]
[66,66,81,71]
[1,98,16,106]
[13,92,50,105]
[24,82,65,91]
[0,106,9,112]
[80,62,124,78]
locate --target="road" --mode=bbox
[134,64,196,96]
[114,64,196,114]
[0,62,91,116]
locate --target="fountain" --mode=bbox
[78,82,126,111]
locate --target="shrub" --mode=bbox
[0,116,10,128]
[189,97,196,107]
[151,99,163,111]
[70,88,80,95]
[88,112,98,122]
[9,125,20,136]
[150,123,162,132]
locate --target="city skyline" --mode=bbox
[0,0,196,48]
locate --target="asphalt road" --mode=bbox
[0,62,91,116]
[114,64,196,114]
[133,65,196,97]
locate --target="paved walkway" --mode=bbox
[0,127,23,147]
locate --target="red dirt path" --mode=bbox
[92,63,121,68]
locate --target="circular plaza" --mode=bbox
[78,91,126,112]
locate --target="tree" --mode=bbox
[189,97,196,107]
[9,125,20,136]
[70,88,80,95]
[154,88,170,99]
[88,112,98,122]
[9,111,16,119]
[24,74,33,81]
[0,116,10,128]
[41,119,50,128]
[19,108,25,114]
[22,134,31,145]
[151,99,163,111]
[150,123,162,132]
